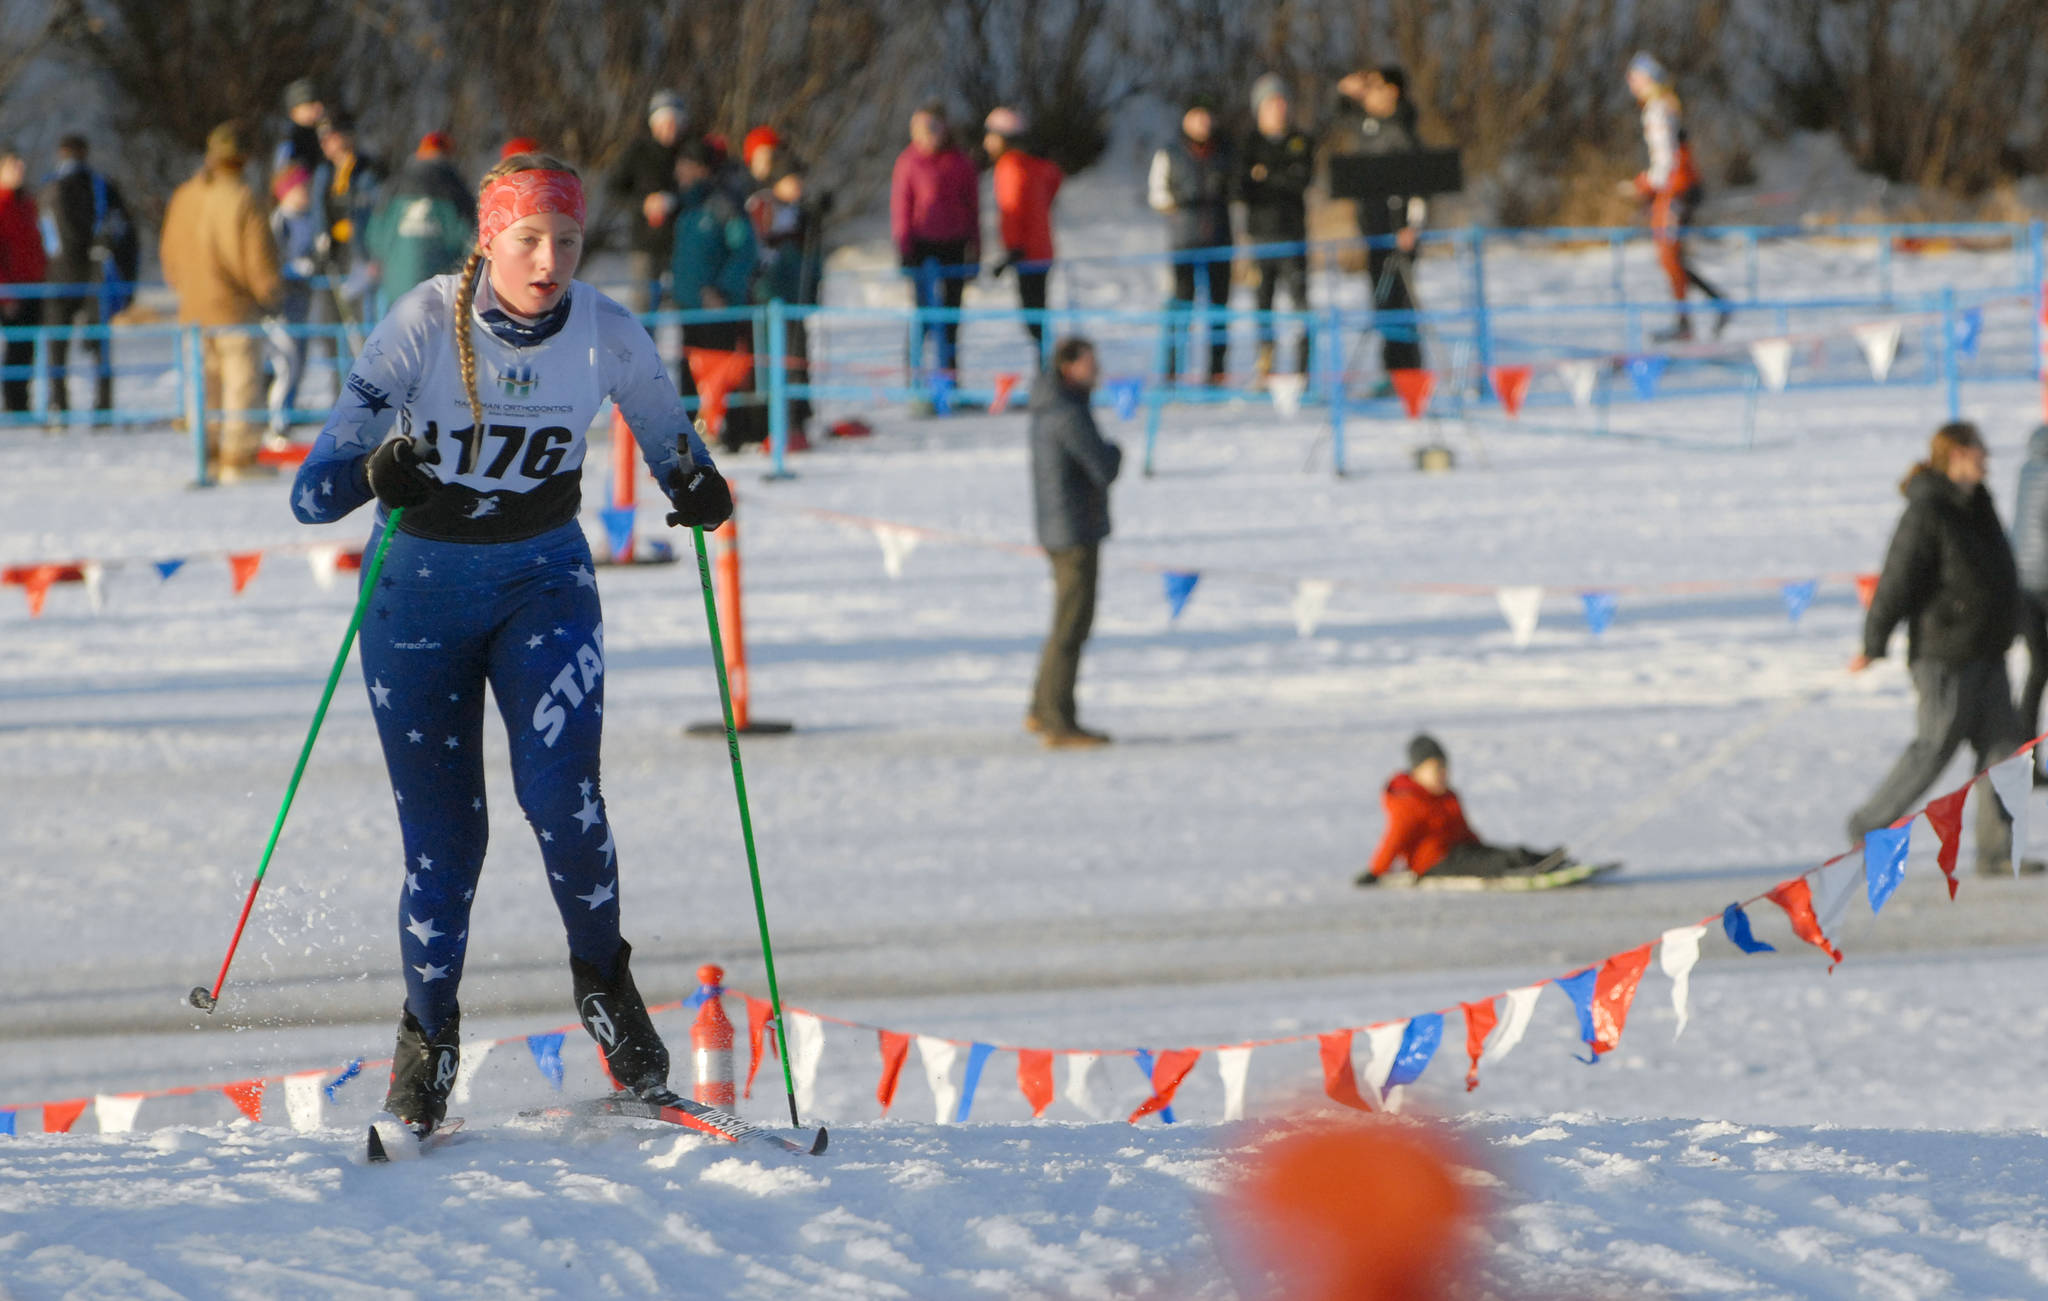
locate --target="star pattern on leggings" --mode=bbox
[573,565,598,590]
[526,634,544,649]
[573,796,602,831]
[406,871,421,895]
[597,827,616,866]
[369,679,392,708]
[413,962,449,983]
[405,914,443,945]
[577,879,616,909]
[416,852,433,872]
[298,485,319,516]
[406,729,423,744]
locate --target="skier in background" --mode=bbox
[1356,735,1563,885]
[1624,52,1728,342]
[287,153,734,1137]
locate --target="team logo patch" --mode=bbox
[497,362,538,399]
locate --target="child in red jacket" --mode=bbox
[1357,735,1560,885]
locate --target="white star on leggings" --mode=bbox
[577,879,616,910]
[405,914,443,945]
[413,962,449,983]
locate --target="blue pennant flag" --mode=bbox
[1133,1049,1177,1124]
[599,506,636,560]
[1864,824,1911,913]
[1627,355,1667,400]
[931,371,957,416]
[0,1107,14,1136]
[955,1042,995,1122]
[1111,377,1144,420]
[1163,571,1201,620]
[1721,901,1775,954]
[528,1033,565,1091]
[1555,969,1601,1064]
[1382,1012,1444,1097]
[324,1058,362,1102]
[1781,580,1818,624]
[1952,307,1983,360]
[1581,591,1617,636]
[154,558,187,582]
[687,976,725,1010]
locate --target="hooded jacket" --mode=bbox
[1368,772,1478,878]
[1864,467,2020,664]
[1028,371,1121,551]
[2010,426,2048,596]
[363,155,476,301]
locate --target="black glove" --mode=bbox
[665,462,733,529]
[992,250,1020,278]
[1352,870,1380,888]
[364,438,440,509]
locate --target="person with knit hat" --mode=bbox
[161,122,282,478]
[1148,98,1235,384]
[1238,75,1314,382]
[364,129,476,308]
[1356,735,1564,885]
[984,106,1062,351]
[271,78,325,184]
[262,163,321,439]
[1623,52,1728,342]
[286,151,734,1141]
[608,91,691,314]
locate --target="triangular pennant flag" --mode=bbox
[1215,1046,1253,1122]
[990,372,1021,415]
[1269,373,1306,418]
[1766,878,1844,965]
[223,1079,264,1123]
[1853,320,1903,382]
[1129,1049,1201,1124]
[1381,1013,1443,1099]
[1660,924,1708,1038]
[743,994,777,1099]
[337,549,363,573]
[307,545,343,591]
[1864,825,1911,913]
[1953,307,1983,360]
[1854,573,1879,609]
[1497,586,1543,648]
[1111,377,1143,420]
[1988,752,2034,877]
[1017,1050,1055,1119]
[1063,1051,1103,1120]
[1721,901,1776,953]
[43,1099,89,1134]
[324,1058,363,1102]
[1749,338,1793,392]
[1626,355,1667,400]
[0,1108,14,1135]
[875,525,921,579]
[1390,368,1436,419]
[1923,785,1968,899]
[1318,1030,1374,1113]
[1460,998,1498,1092]
[94,1093,144,1134]
[1490,365,1533,417]
[20,564,58,616]
[918,1036,960,1123]
[1291,579,1334,639]
[1162,571,1200,621]
[954,1042,995,1122]
[1580,591,1618,636]
[787,1012,826,1118]
[1809,853,1863,943]
[450,1039,495,1106]
[599,506,636,563]
[527,1033,566,1091]
[876,1031,912,1114]
[1559,360,1599,409]
[284,1072,327,1132]
[1484,983,1545,1066]
[685,348,753,434]
[82,561,105,612]
[1781,580,1818,624]
[227,551,263,595]
[930,371,956,416]
[1361,1022,1409,1101]
[154,558,187,582]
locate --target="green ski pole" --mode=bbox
[190,507,406,1013]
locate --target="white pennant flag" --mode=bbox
[94,1093,144,1134]
[1496,586,1544,648]
[284,1072,327,1132]
[1483,983,1546,1065]
[1559,360,1599,409]
[1361,1021,1409,1103]
[1268,373,1306,418]
[1988,751,2035,876]
[1749,338,1793,392]
[82,561,106,612]
[450,1039,494,1106]
[787,1012,827,1116]
[306,545,344,591]
[1215,1047,1253,1122]
[1853,320,1903,382]
[917,1036,960,1124]
[875,526,921,580]
[1292,579,1335,639]
[1809,853,1864,941]
[1659,924,1708,1038]
[1062,1051,1102,1119]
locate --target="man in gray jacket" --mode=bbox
[1028,337,1121,747]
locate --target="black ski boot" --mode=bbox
[384,1007,460,1134]
[572,941,672,1098]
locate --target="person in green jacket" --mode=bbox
[671,138,759,446]
[363,132,475,314]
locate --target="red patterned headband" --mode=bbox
[476,168,586,251]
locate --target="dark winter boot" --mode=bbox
[571,940,671,1096]
[384,1007,460,1133]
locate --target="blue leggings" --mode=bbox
[358,519,624,1035]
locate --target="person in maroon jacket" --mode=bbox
[891,104,980,382]
[0,145,48,416]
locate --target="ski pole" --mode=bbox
[189,507,405,1013]
[689,520,803,1127]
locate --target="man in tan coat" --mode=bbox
[161,122,281,479]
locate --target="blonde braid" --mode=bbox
[457,153,582,437]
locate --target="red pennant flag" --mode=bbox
[1489,365,1533,417]
[875,1030,911,1114]
[1923,786,1967,900]
[1854,573,1879,609]
[686,348,754,436]
[1127,1049,1201,1124]
[1017,1050,1055,1118]
[1317,1030,1375,1112]
[1460,998,1499,1092]
[336,549,364,573]
[1390,368,1436,419]
[227,551,263,595]
[990,372,1021,415]
[1767,878,1844,966]
[743,994,778,1100]
[1588,944,1656,1056]
[20,563,59,617]
[223,1079,264,1123]
[43,1098,89,1134]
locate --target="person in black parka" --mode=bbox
[1027,336,1121,747]
[1849,422,2035,875]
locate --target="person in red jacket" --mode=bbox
[1625,52,1727,342]
[1357,735,1560,885]
[984,107,1061,352]
[0,144,48,416]
[891,104,980,382]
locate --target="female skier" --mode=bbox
[1624,52,1728,342]
[289,155,732,1135]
